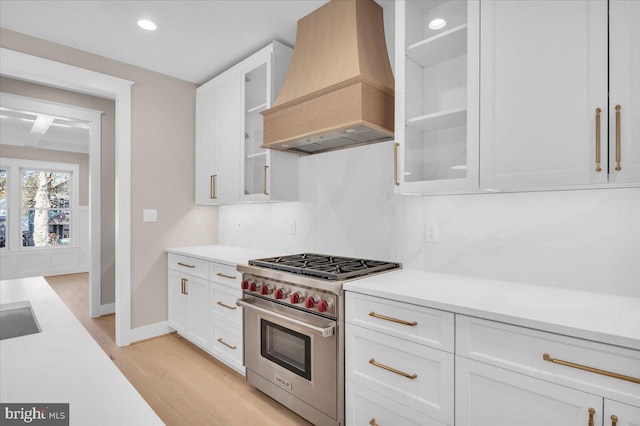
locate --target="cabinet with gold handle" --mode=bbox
[216,338,237,350]
[369,358,418,379]
[369,311,417,326]
[543,353,640,384]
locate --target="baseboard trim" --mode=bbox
[129,321,172,343]
[99,303,115,316]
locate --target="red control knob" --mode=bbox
[241,280,249,290]
[290,292,304,304]
[304,296,317,309]
[249,282,257,292]
[260,284,273,295]
[318,300,330,313]
[274,288,288,300]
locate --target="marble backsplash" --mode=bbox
[219,142,640,298]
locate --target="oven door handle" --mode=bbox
[236,299,335,338]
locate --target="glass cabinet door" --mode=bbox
[242,62,270,200]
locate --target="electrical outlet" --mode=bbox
[289,220,297,235]
[143,209,157,223]
[424,222,439,243]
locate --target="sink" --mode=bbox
[0,302,41,340]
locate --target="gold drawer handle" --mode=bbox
[543,353,640,384]
[177,262,195,268]
[217,338,236,350]
[369,419,380,426]
[393,143,400,186]
[589,408,595,426]
[217,301,237,310]
[611,414,618,426]
[615,105,622,171]
[216,272,237,280]
[369,311,417,326]
[182,278,189,295]
[264,165,269,196]
[369,358,417,379]
[211,175,217,199]
[595,108,602,172]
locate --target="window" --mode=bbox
[0,159,78,250]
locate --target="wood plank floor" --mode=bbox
[45,273,312,426]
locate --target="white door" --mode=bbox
[167,270,187,335]
[195,86,218,205]
[185,276,209,349]
[456,356,603,426]
[604,399,640,426]
[609,0,640,184]
[216,75,242,204]
[480,0,608,190]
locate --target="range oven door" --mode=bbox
[238,295,338,418]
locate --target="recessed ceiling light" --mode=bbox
[429,18,447,30]
[137,19,157,31]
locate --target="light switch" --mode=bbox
[143,209,157,222]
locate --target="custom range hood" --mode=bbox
[261,0,394,155]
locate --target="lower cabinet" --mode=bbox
[167,270,188,335]
[604,400,640,426]
[186,276,209,349]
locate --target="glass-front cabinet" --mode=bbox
[394,0,479,194]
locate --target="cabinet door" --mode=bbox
[609,0,640,184]
[185,276,209,349]
[456,356,603,426]
[195,86,218,205]
[480,0,608,190]
[167,270,187,335]
[216,75,242,204]
[605,400,640,426]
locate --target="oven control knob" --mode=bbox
[249,282,257,292]
[304,296,319,309]
[260,284,274,295]
[318,299,332,313]
[290,292,305,304]
[274,288,289,300]
[241,280,249,290]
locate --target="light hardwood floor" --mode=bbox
[45,273,312,426]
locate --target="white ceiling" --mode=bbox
[0,0,328,85]
[0,106,91,154]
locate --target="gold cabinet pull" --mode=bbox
[615,105,622,171]
[217,301,237,310]
[369,419,380,426]
[216,272,236,280]
[611,415,618,426]
[543,353,640,384]
[217,338,236,350]
[183,278,188,295]
[369,311,417,326]
[393,143,400,186]
[177,262,195,268]
[595,108,602,172]
[369,358,417,379]
[181,278,186,294]
[210,175,217,199]
[588,408,595,426]
[264,165,269,196]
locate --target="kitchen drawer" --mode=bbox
[346,324,454,424]
[168,253,210,280]
[456,315,640,407]
[211,282,243,328]
[211,262,242,290]
[346,292,454,352]
[347,380,448,426]
[210,319,244,375]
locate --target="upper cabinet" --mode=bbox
[195,41,298,205]
[480,0,640,191]
[394,0,480,194]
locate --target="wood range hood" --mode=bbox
[261,0,394,155]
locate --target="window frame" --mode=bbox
[0,158,79,251]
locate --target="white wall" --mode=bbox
[219,142,640,298]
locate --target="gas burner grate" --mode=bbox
[249,253,400,280]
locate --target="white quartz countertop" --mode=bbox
[0,277,163,426]
[165,244,281,266]
[344,269,640,351]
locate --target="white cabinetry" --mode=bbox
[394,0,479,194]
[195,41,298,205]
[605,400,640,426]
[480,0,640,191]
[167,252,245,375]
[345,292,455,425]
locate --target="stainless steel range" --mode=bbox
[236,254,401,426]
